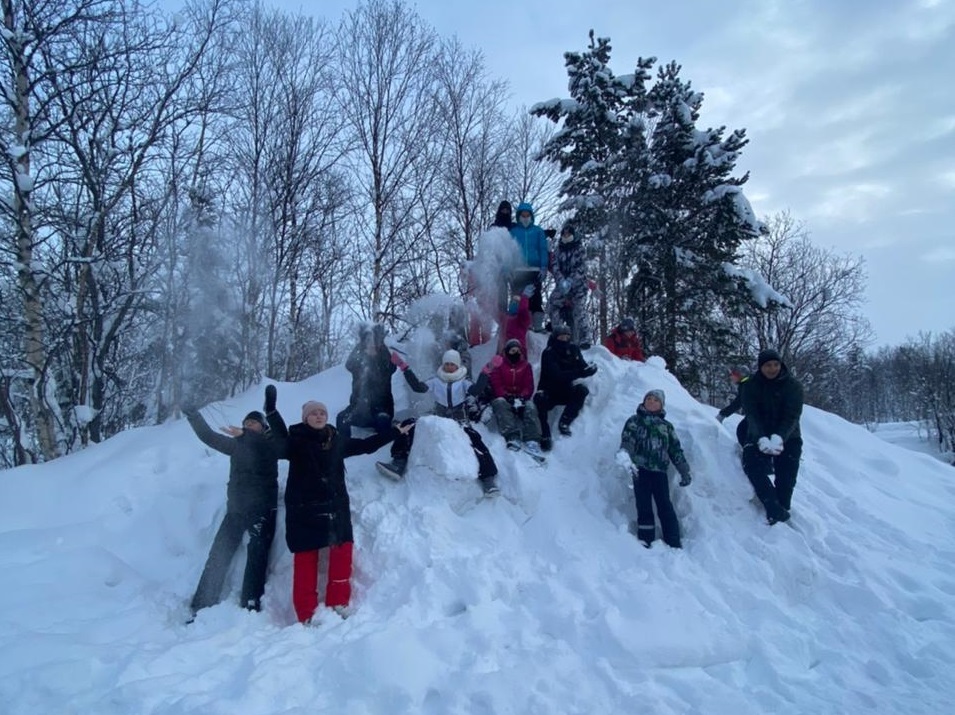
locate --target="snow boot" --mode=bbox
[765,500,790,525]
[523,441,544,459]
[557,420,572,437]
[540,436,553,452]
[480,476,500,496]
[376,458,407,481]
[506,439,521,451]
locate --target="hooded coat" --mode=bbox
[619,405,691,478]
[486,343,535,401]
[508,203,549,270]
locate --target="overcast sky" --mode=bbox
[263,0,953,346]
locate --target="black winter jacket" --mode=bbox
[345,344,396,422]
[186,410,282,516]
[280,422,395,553]
[741,365,804,444]
[538,335,590,401]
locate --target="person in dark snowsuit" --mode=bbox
[508,202,550,332]
[183,386,284,617]
[547,223,591,346]
[533,324,597,451]
[716,367,752,446]
[617,389,692,548]
[377,349,499,494]
[275,397,402,623]
[492,200,515,230]
[603,318,645,361]
[740,348,804,524]
[336,323,396,438]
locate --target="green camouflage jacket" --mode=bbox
[619,406,691,478]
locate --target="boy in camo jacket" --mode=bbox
[616,389,692,549]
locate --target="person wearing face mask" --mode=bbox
[546,223,593,347]
[740,348,804,525]
[274,394,406,623]
[484,339,544,458]
[508,202,550,332]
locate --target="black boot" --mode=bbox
[558,420,572,437]
[376,457,407,481]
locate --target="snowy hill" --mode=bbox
[2,337,954,715]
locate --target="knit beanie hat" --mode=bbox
[619,318,636,332]
[643,389,666,408]
[301,400,328,422]
[243,411,267,429]
[757,349,781,368]
[552,324,572,339]
[442,349,462,368]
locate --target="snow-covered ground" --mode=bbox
[2,335,954,715]
[870,420,951,464]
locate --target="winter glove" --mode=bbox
[485,354,504,372]
[580,362,598,378]
[390,351,408,371]
[544,228,557,239]
[679,472,692,487]
[264,384,277,414]
[522,283,536,298]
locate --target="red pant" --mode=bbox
[292,542,353,623]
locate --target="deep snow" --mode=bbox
[2,335,954,715]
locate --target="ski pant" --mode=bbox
[547,293,588,344]
[742,437,802,513]
[633,468,681,547]
[292,541,354,623]
[391,418,498,480]
[534,385,589,440]
[490,397,542,442]
[336,406,392,440]
[191,508,276,614]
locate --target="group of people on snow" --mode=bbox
[181,200,804,625]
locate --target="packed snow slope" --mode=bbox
[2,335,954,715]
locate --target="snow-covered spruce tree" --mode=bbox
[625,61,764,389]
[532,33,655,336]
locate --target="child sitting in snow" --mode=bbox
[616,389,692,549]
[378,349,500,496]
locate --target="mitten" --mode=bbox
[522,283,535,298]
[544,228,557,239]
[390,351,408,371]
[581,362,598,378]
[486,354,504,371]
[264,384,277,414]
[679,472,692,487]
[768,434,784,455]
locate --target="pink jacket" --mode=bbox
[487,357,535,400]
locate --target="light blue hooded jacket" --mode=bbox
[508,202,549,270]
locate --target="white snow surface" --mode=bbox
[2,338,954,715]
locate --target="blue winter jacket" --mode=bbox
[508,202,549,270]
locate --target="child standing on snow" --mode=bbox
[273,394,406,624]
[616,389,692,549]
[377,349,500,495]
[182,385,284,619]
